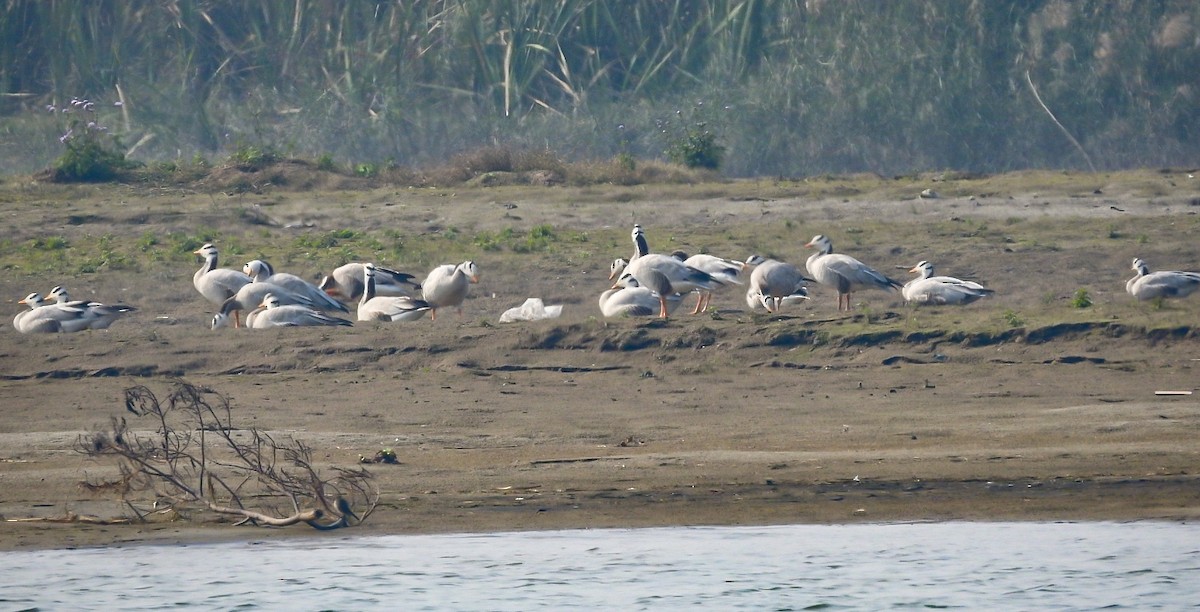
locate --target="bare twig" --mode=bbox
[78,381,377,530]
[1025,70,1096,172]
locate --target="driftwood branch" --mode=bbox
[77,381,377,530]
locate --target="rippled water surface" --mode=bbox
[3,522,1198,610]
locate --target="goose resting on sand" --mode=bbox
[804,234,902,311]
[902,261,994,306]
[422,261,479,321]
[358,263,432,322]
[215,281,326,328]
[243,260,348,313]
[213,293,352,329]
[319,262,422,302]
[599,276,683,318]
[1126,258,1200,301]
[13,292,135,333]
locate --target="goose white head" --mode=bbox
[18,293,46,308]
[259,293,284,310]
[609,258,629,281]
[243,259,273,279]
[1130,258,1150,275]
[193,243,219,259]
[458,261,480,283]
[46,285,70,303]
[804,234,833,254]
[744,254,770,270]
[211,312,231,329]
[909,261,935,279]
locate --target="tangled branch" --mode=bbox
[77,381,377,530]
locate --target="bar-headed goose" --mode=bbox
[193,243,252,323]
[744,255,811,313]
[670,250,744,313]
[1126,258,1200,301]
[233,293,353,329]
[13,292,134,333]
[421,261,479,321]
[319,262,421,303]
[804,234,902,311]
[215,280,324,328]
[358,263,432,322]
[599,276,683,318]
[902,261,994,305]
[243,260,348,313]
[42,286,136,329]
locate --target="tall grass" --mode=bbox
[1,0,1197,177]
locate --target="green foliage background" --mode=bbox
[1,0,1196,176]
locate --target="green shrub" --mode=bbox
[1070,289,1093,309]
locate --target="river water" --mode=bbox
[3,521,1197,610]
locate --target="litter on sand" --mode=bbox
[499,298,564,323]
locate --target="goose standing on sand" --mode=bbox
[358,263,433,322]
[215,293,353,329]
[193,243,253,324]
[616,269,678,318]
[670,250,744,313]
[609,225,720,304]
[319,262,421,303]
[744,255,811,313]
[243,260,348,313]
[43,285,137,329]
[1126,258,1200,301]
[599,276,683,318]
[803,234,903,311]
[422,261,479,321]
[902,261,994,305]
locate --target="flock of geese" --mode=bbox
[10,224,1200,333]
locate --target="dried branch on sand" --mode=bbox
[76,381,377,530]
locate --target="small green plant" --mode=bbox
[1070,288,1093,309]
[1003,309,1025,327]
[46,98,137,182]
[229,143,279,171]
[658,102,726,170]
[354,162,378,178]
[316,153,337,172]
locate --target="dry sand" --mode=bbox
[1,169,1198,550]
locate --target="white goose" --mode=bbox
[804,234,903,311]
[1126,258,1200,301]
[319,262,421,302]
[744,286,809,313]
[215,280,324,328]
[213,293,353,329]
[421,261,479,321]
[243,260,348,313]
[358,263,432,322]
[599,276,683,318]
[609,225,720,302]
[13,293,62,333]
[670,250,744,313]
[13,292,135,333]
[193,243,253,324]
[43,286,137,329]
[902,261,994,305]
[744,255,811,313]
